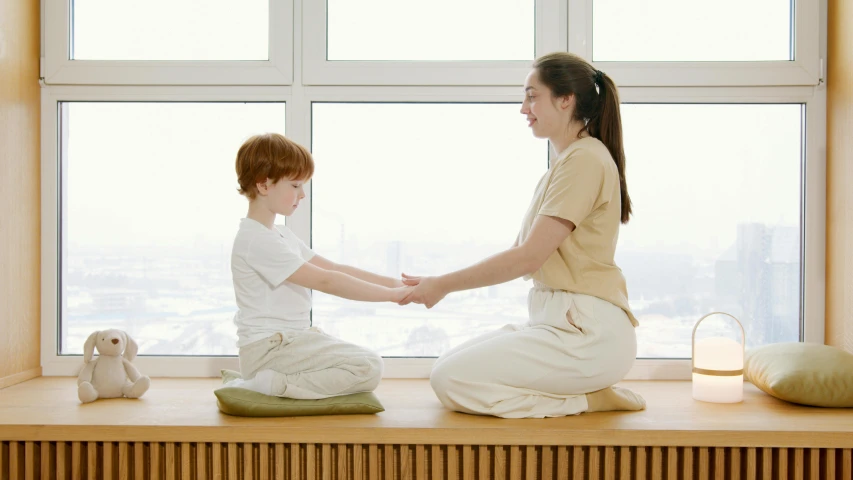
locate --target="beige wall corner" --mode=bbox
[0,0,42,386]
[827,0,853,352]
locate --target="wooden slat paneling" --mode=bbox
[2,441,852,480]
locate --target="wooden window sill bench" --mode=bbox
[1,378,851,479]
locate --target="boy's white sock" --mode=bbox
[229,369,276,396]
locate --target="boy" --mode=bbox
[228,133,412,399]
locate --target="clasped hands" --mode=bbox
[395,273,448,309]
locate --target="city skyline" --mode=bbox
[62,220,800,358]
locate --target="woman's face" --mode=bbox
[520,70,572,140]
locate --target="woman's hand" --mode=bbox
[399,274,449,309]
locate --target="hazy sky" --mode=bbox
[65,102,285,251]
[73,0,268,60]
[66,101,801,264]
[593,0,790,61]
[327,0,533,61]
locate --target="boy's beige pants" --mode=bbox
[239,327,383,400]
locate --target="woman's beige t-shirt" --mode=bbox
[518,136,638,326]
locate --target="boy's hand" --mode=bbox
[389,285,415,304]
[400,273,422,286]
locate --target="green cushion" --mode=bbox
[744,343,853,408]
[214,370,385,417]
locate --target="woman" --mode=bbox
[400,52,645,418]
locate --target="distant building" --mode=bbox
[90,288,148,314]
[715,223,799,344]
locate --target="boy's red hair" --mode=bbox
[236,133,314,200]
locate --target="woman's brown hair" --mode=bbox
[533,52,632,223]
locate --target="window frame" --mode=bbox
[40,0,827,380]
[301,0,566,85]
[41,0,294,85]
[568,0,822,86]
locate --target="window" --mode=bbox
[569,0,818,86]
[619,104,803,357]
[43,0,292,84]
[303,0,563,85]
[42,0,825,379]
[59,102,286,356]
[327,0,534,61]
[592,0,792,62]
[71,0,269,61]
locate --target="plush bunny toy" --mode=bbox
[77,329,150,403]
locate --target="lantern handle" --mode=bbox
[691,312,746,376]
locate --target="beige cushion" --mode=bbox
[744,343,853,407]
[214,370,385,417]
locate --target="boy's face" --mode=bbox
[260,177,307,216]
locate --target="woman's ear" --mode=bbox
[560,94,575,112]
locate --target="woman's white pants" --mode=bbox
[430,287,637,418]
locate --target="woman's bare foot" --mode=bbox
[585,386,646,412]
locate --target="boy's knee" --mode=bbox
[365,350,383,372]
[359,352,384,390]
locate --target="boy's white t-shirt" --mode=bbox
[231,218,315,347]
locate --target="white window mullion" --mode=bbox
[566,0,592,60]
[284,89,312,247]
[802,86,826,345]
[41,88,61,371]
[285,0,311,244]
[793,0,821,81]
[535,0,567,56]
